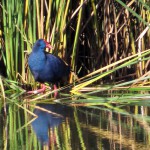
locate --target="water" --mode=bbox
[0,101,150,150]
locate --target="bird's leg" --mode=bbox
[53,84,58,98]
[49,130,56,146]
[27,84,46,94]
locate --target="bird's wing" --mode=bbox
[45,52,70,76]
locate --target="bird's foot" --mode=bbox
[27,84,58,98]
[27,84,46,94]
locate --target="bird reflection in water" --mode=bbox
[31,103,69,148]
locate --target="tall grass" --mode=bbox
[1,1,150,149]
[0,0,150,95]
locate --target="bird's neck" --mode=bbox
[30,51,46,69]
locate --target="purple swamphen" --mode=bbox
[27,39,70,96]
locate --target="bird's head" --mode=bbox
[33,39,53,52]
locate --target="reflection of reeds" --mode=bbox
[81,123,149,150]
[2,103,150,149]
[77,107,150,150]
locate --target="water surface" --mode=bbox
[0,99,150,150]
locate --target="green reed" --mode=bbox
[0,0,150,102]
[1,1,150,149]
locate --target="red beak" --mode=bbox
[44,40,53,49]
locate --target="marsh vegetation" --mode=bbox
[0,0,150,149]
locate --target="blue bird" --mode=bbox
[31,104,65,146]
[31,103,72,147]
[27,39,70,96]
